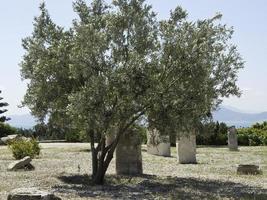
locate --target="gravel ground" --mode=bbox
[0,143,266,199]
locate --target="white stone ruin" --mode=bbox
[115,130,143,175]
[176,133,197,164]
[228,126,238,151]
[147,129,171,157]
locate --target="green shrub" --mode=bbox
[8,139,41,159]
[237,122,267,146]
[0,122,17,138]
[65,131,79,142]
[237,132,249,146]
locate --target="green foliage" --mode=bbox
[197,121,228,145]
[132,124,147,144]
[197,121,267,146]
[65,130,89,142]
[32,122,88,142]
[0,90,10,123]
[237,122,267,146]
[8,139,41,159]
[0,122,17,138]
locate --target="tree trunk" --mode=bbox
[92,158,105,184]
[91,149,98,178]
[90,111,146,184]
[89,130,98,178]
[92,146,115,184]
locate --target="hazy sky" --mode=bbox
[0,0,267,115]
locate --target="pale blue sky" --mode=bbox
[0,0,267,115]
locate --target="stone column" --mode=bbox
[228,126,238,151]
[147,129,171,157]
[116,130,143,175]
[176,133,197,164]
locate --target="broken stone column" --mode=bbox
[147,129,171,157]
[176,133,197,164]
[228,126,238,151]
[116,129,143,175]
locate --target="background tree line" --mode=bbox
[2,120,267,146]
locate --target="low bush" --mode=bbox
[237,126,267,146]
[8,139,41,159]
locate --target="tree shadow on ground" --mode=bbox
[54,174,267,200]
[78,149,91,153]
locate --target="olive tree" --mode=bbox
[21,0,243,184]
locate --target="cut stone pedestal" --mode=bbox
[176,134,196,164]
[116,130,143,175]
[147,129,171,157]
[228,126,238,151]
[237,164,262,175]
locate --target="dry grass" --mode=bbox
[0,143,266,199]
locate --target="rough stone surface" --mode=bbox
[147,142,171,157]
[237,164,262,175]
[8,188,61,200]
[177,134,197,164]
[228,126,238,151]
[147,129,171,157]
[116,129,143,175]
[8,156,32,171]
[0,134,19,145]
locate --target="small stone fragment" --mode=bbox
[237,164,262,175]
[7,156,32,171]
[8,188,61,200]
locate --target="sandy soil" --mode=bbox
[0,143,266,199]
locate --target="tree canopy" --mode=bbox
[0,90,10,123]
[20,0,243,184]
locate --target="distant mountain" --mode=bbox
[213,106,267,127]
[7,106,267,129]
[8,114,37,129]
